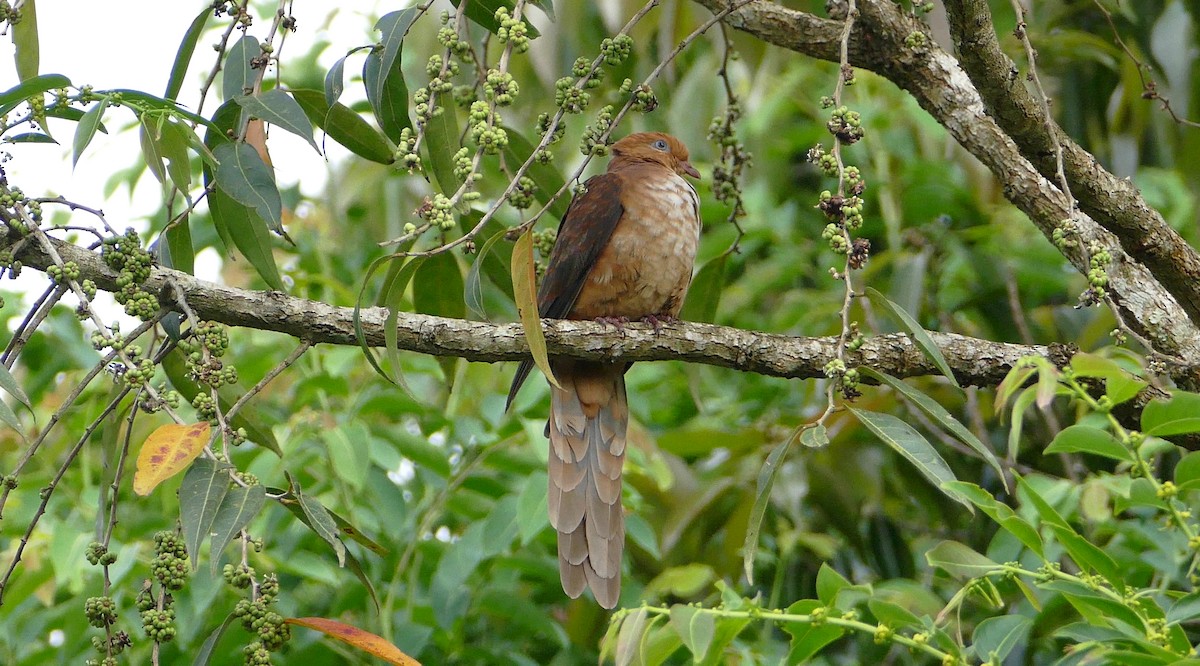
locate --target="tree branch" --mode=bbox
[690,0,1200,374]
[9,231,1083,387]
[942,0,1200,327]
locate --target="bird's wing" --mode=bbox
[506,173,626,408]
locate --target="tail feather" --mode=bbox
[548,362,627,609]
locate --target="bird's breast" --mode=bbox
[570,173,701,320]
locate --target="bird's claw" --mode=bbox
[594,316,630,336]
[638,313,678,334]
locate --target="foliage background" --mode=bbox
[1,0,1199,664]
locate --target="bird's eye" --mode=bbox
[652,139,669,152]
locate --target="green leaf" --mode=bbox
[742,434,795,583]
[679,254,726,323]
[424,103,462,194]
[925,540,1001,579]
[72,99,106,167]
[512,229,559,388]
[464,228,509,319]
[179,458,231,566]
[140,115,169,184]
[972,615,1032,662]
[413,251,465,384]
[165,6,210,101]
[4,132,54,143]
[1167,591,1200,626]
[783,600,844,663]
[207,483,265,576]
[324,423,370,491]
[11,0,37,80]
[1175,451,1200,487]
[515,471,548,545]
[0,73,70,116]
[626,513,661,560]
[324,54,348,106]
[392,431,451,478]
[235,89,319,151]
[500,126,568,220]
[1070,352,1146,405]
[848,407,972,513]
[867,287,959,388]
[288,473,346,566]
[158,119,195,193]
[861,367,1006,489]
[191,614,235,666]
[431,521,487,626]
[1017,475,1124,590]
[161,349,282,456]
[222,35,258,101]
[0,389,27,442]
[363,43,412,143]
[1143,391,1200,436]
[0,358,32,411]
[381,255,426,385]
[327,508,387,557]
[867,599,921,629]
[668,604,715,662]
[815,562,850,606]
[615,607,648,666]
[1008,384,1038,461]
[463,0,540,37]
[942,481,1043,557]
[995,362,1035,415]
[1045,424,1134,462]
[213,142,283,234]
[799,424,829,448]
[1035,360,1059,409]
[291,89,394,164]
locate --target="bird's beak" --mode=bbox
[681,161,701,179]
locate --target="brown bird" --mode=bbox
[507,132,702,608]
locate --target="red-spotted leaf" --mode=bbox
[133,422,212,496]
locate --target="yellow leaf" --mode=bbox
[511,229,560,388]
[286,617,421,666]
[133,422,212,496]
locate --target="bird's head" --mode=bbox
[610,132,701,179]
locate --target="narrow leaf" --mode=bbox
[925,540,1000,578]
[235,89,319,151]
[512,229,559,388]
[679,254,727,323]
[289,474,346,566]
[0,73,70,116]
[11,0,38,80]
[464,228,509,319]
[291,89,394,164]
[286,617,420,666]
[140,115,168,184]
[324,55,348,106]
[222,35,258,101]
[615,607,648,666]
[165,6,210,100]
[849,407,973,513]
[414,252,464,384]
[208,483,266,575]
[0,391,27,442]
[463,0,540,37]
[191,614,235,666]
[133,422,212,496]
[867,287,959,388]
[862,367,1006,489]
[743,433,796,583]
[179,458,231,565]
[424,102,462,194]
[942,481,1043,557]
[72,99,106,167]
[213,142,283,233]
[363,48,412,143]
[0,359,33,409]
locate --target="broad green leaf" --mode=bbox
[424,102,462,195]
[165,6,210,101]
[287,473,346,566]
[161,349,283,456]
[222,35,258,101]
[11,0,37,80]
[72,99,106,167]
[646,564,715,599]
[815,562,850,606]
[1167,591,1200,625]
[0,73,70,116]
[867,599,921,629]
[0,358,32,410]
[180,458,231,565]
[324,424,370,491]
[679,254,726,323]
[867,287,959,388]
[158,119,195,193]
[925,540,1001,579]
[1070,352,1146,405]
[235,89,319,151]
[626,513,661,560]
[500,126,569,220]
[515,471,548,544]
[848,407,972,513]
[861,367,1006,488]
[783,600,844,663]
[0,389,27,442]
[512,229,559,387]
[1044,425,1133,462]
[374,9,418,79]
[942,481,1043,557]
[1143,391,1200,436]
[463,0,540,37]
[291,89,394,164]
[133,423,212,496]
[668,605,715,662]
[413,251,465,384]
[1042,580,1145,631]
[972,615,1032,662]
[324,54,348,106]
[191,614,234,666]
[799,424,829,448]
[285,617,420,666]
[380,255,426,386]
[363,45,412,143]
[1175,451,1200,488]
[615,607,648,666]
[743,433,795,583]
[207,483,265,575]
[213,141,283,233]
[392,431,451,478]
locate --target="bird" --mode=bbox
[506,132,702,609]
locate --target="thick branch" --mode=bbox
[10,232,1073,387]
[691,0,1200,372]
[943,0,1200,326]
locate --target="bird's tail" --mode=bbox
[547,361,627,609]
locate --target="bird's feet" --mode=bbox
[594,315,630,335]
[638,313,678,334]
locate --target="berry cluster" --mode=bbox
[826,106,864,144]
[101,228,160,320]
[508,177,537,210]
[151,531,189,591]
[468,101,508,155]
[233,573,291,653]
[45,260,81,284]
[0,185,42,232]
[415,194,457,231]
[580,105,614,156]
[708,101,752,217]
[84,596,118,628]
[555,77,590,114]
[493,7,530,53]
[179,320,238,389]
[484,69,519,106]
[600,35,634,66]
[1078,242,1112,307]
[0,248,22,279]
